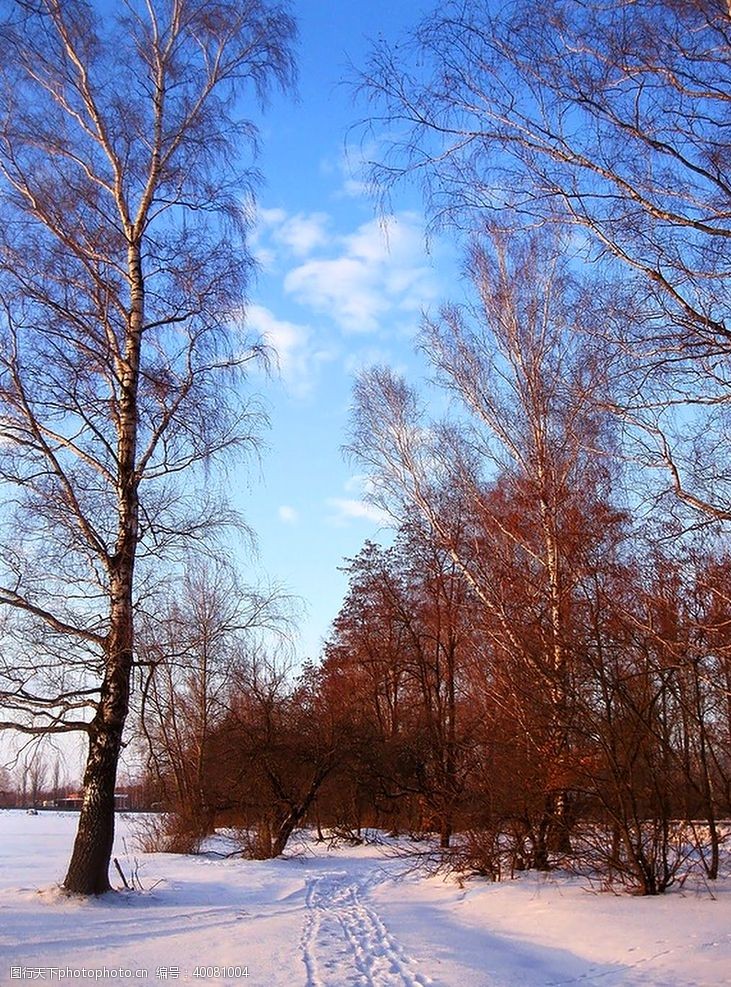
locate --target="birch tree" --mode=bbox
[0,0,295,894]
[349,231,620,863]
[359,0,731,522]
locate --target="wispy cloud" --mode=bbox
[283,213,438,334]
[326,497,390,527]
[256,207,332,258]
[277,213,331,257]
[285,256,390,334]
[249,209,447,395]
[278,505,299,524]
[320,143,376,200]
[244,303,334,397]
[326,475,392,527]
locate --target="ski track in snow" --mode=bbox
[300,870,432,987]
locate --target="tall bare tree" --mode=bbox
[359,0,731,522]
[348,231,619,862]
[0,0,295,893]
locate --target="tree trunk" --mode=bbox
[269,769,331,858]
[63,237,141,894]
[533,812,551,871]
[270,808,302,858]
[63,623,133,893]
[62,722,121,894]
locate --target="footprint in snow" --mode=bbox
[300,871,431,987]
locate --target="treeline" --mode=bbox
[136,505,731,895]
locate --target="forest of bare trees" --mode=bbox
[1,0,730,898]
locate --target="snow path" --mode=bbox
[300,869,431,987]
[2,813,731,986]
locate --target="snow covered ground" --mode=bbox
[1,811,730,986]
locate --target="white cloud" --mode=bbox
[285,256,390,334]
[254,208,331,259]
[283,213,438,334]
[344,473,377,496]
[276,212,331,256]
[321,143,376,200]
[250,207,288,271]
[252,246,277,270]
[278,505,299,524]
[326,497,390,527]
[326,475,392,527]
[256,206,288,228]
[244,303,332,397]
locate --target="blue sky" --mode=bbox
[235,0,460,662]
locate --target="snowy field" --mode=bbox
[1,812,730,987]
